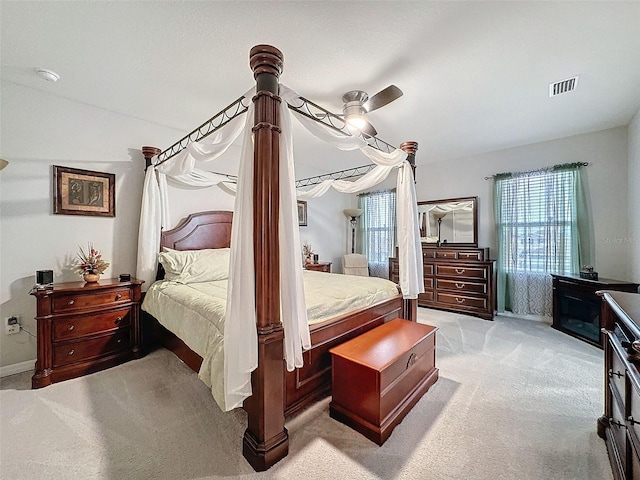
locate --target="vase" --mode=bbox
[83,273,100,283]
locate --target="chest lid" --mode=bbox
[330,318,437,372]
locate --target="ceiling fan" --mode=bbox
[340,84,403,137]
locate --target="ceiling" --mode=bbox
[2,1,639,173]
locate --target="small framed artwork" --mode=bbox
[297,200,307,226]
[53,165,115,217]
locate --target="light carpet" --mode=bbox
[0,309,612,480]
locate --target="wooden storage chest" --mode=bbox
[329,318,438,445]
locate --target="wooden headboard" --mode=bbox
[160,210,233,251]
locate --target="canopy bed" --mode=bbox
[136,45,423,471]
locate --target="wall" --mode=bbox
[0,82,185,371]
[629,108,640,283]
[415,127,634,282]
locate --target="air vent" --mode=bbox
[549,76,579,97]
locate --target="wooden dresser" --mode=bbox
[599,291,640,479]
[30,278,144,388]
[390,246,496,320]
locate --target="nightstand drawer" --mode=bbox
[52,288,131,312]
[53,307,131,341]
[53,330,131,367]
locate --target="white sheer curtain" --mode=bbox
[494,164,592,316]
[136,84,424,411]
[358,190,396,278]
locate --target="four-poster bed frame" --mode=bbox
[140,45,419,471]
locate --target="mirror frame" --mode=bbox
[417,196,478,247]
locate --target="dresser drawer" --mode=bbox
[423,277,434,289]
[52,288,131,313]
[436,292,487,310]
[53,330,131,367]
[610,396,628,470]
[434,250,457,259]
[609,346,626,404]
[436,278,487,294]
[436,265,488,280]
[418,291,434,303]
[423,264,434,276]
[458,251,483,261]
[628,380,640,447]
[53,307,131,341]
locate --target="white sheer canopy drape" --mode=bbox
[136,85,423,411]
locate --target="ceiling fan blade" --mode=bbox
[363,85,403,113]
[360,119,378,137]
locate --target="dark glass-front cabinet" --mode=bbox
[552,274,639,347]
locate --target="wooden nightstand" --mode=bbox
[305,262,332,273]
[30,278,144,388]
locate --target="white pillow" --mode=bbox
[159,247,230,284]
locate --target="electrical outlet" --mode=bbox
[5,316,20,335]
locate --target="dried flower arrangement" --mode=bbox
[302,242,314,257]
[75,244,110,276]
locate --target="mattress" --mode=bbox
[142,269,399,409]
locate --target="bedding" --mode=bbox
[142,269,399,410]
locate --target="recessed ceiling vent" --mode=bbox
[549,76,579,97]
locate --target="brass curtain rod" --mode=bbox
[484,161,590,180]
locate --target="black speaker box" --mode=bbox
[36,270,53,285]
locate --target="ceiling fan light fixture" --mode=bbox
[343,101,368,130]
[345,113,367,130]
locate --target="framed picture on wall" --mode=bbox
[297,200,307,226]
[53,165,115,217]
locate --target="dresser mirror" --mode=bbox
[417,196,478,247]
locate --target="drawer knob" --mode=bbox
[455,269,465,274]
[68,349,75,356]
[117,339,122,344]
[455,283,465,289]
[68,299,75,305]
[68,325,75,331]
[115,294,122,300]
[114,317,122,325]
[455,297,466,304]
[608,369,623,379]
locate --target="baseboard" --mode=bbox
[499,311,551,324]
[0,359,35,378]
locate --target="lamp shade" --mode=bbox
[343,208,363,218]
[0,159,8,171]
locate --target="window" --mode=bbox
[494,163,591,315]
[358,189,396,278]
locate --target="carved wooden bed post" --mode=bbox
[399,141,419,323]
[141,146,161,170]
[242,44,289,471]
